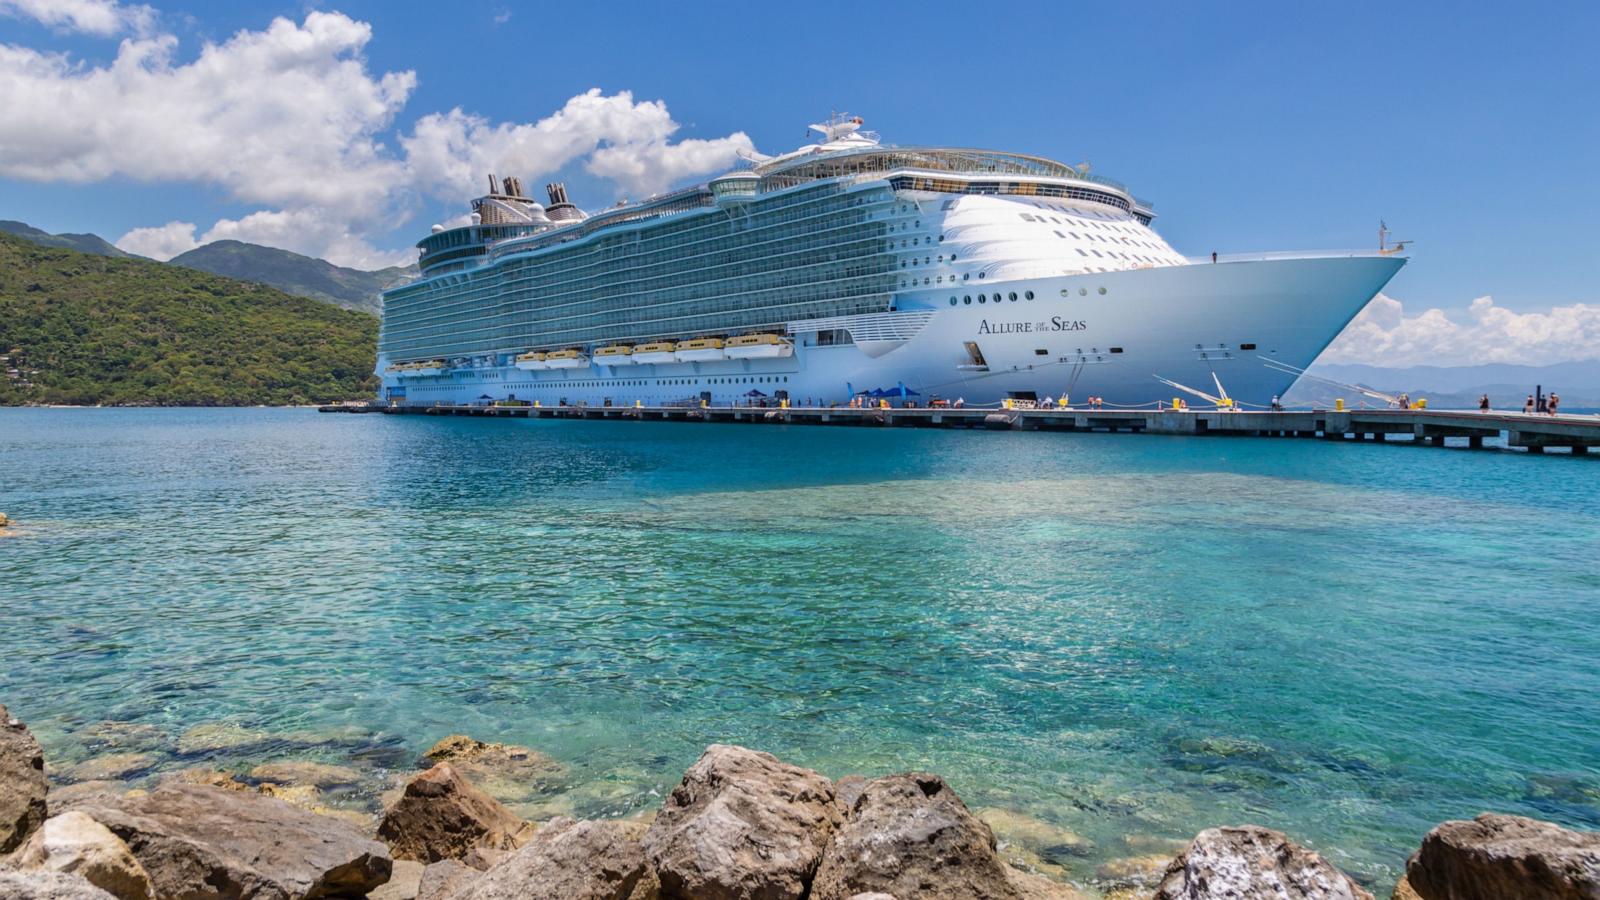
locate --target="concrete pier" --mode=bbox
[318,403,1600,456]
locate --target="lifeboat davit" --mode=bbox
[724,333,794,359]
[674,337,726,362]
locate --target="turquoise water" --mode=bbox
[3,408,1598,890]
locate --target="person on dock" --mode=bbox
[1549,393,1560,416]
[1524,394,1536,414]
[1270,394,1283,411]
[1211,251,1218,263]
[1479,394,1491,412]
[954,397,965,408]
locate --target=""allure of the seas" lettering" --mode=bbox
[978,317,1087,335]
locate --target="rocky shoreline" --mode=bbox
[3,703,1596,899]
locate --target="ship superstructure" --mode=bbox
[377,115,1403,408]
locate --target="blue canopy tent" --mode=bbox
[743,389,767,398]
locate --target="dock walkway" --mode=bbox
[319,403,1600,455]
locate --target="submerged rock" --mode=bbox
[0,869,118,899]
[378,762,533,864]
[156,768,251,792]
[1152,825,1372,900]
[643,743,841,900]
[10,810,156,900]
[175,723,268,756]
[62,754,157,784]
[812,772,1030,900]
[1404,812,1600,899]
[420,735,567,805]
[249,760,364,789]
[2,702,49,853]
[441,817,650,900]
[59,782,392,899]
[75,723,172,755]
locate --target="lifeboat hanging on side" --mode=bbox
[724,333,794,359]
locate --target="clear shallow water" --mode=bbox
[3,408,1598,890]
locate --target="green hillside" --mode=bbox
[0,219,133,258]
[0,232,379,406]
[171,240,415,314]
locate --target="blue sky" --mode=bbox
[2,0,1598,364]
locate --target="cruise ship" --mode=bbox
[377,116,1404,409]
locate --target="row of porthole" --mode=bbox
[947,286,1107,306]
[949,290,1036,306]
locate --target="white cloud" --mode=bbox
[115,219,195,259]
[1,11,752,268]
[0,0,154,36]
[1320,294,1600,366]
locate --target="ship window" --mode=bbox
[978,294,987,303]
[1240,343,1257,350]
[1008,292,1017,301]
[1025,290,1034,300]
[963,296,972,304]
[962,274,969,281]
[1035,349,1048,356]
[1076,249,1088,256]
[949,297,957,305]
[1080,288,1088,296]
[1060,289,1070,297]
[1110,347,1124,353]
[1055,231,1066,238]
[978,272,985,279]
[1099,287,1108,294]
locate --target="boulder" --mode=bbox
[60,782,392,899]
[833,776,868,814]
[442,817,650,900]
[1404,813,1600,899]
[643,744,841,900]
[811,773,1023,900]
[0,869,118,899]
[10,811,156,900]
[368,859,426,900]
[420,736,566,805]
[2,702,49,853]
[377,763,533,863]
[1007,867,1084,899]
[417,860,479,900]
[1152,825,1372,900]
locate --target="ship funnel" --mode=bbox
[546,182,570,206]
[487,173,498,194]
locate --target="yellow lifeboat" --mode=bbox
[544,348,589,369]
[594,345,639,366]
[674,337,727,362]
[724,333,794,359]
[631,341,677,365]
[513,351,547,371]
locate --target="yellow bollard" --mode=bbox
[1173,397,1181,410]
[700,399,708,408]
[781,399,789,409]
[1004,398,1013,410]
[533,400,541,408]
[1335,398,1345,411]
[1416,398,1427,409]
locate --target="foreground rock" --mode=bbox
[0,869,118,899]
[11,810,156,900]
[1152,825,1372,900]
[2,702,49,853]
[1404,813,1600,899]
[813,772,1063,900]
[60,782,392,899]
[643,744,841,900]
[417,860,480,900]
[438,817,650,900]
[378,762,533,864]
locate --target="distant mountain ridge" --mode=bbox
[0,232,378,406]
[1287,360,1600,408]
[0,220,133,258]
[170,240,416,314]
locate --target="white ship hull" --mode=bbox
[631,351,676,365]
[673,348,727,362]
[725,343,795,360]
[378,255,1402,409]
[513,359,547,371]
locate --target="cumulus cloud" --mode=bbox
[2,10,754,267]
[0,0,154,36]
[1321,294,1600,366]
[115,219,196,259]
